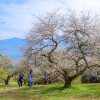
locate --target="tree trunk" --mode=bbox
[5,75,12,85]
[64,79,72,88]
[63,71,72,88]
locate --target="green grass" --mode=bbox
[0,80,100,100]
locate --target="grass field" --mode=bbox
[0,80,100,100]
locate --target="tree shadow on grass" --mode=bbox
[38,86,65,94]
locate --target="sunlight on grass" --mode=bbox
[0,80,100,100]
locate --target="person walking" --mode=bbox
[28,70,33,86]
[44,71,48,85]
[18,73,24,87]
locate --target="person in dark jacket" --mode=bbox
[18,73,24,87]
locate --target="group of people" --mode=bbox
[17,70,33,87]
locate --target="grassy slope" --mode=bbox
[0,80,100,100]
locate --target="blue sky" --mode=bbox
[0,0,100,39]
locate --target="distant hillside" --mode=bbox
[0,36,67,60]
[0,37,26,60]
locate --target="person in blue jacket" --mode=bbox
[28,70,33,86]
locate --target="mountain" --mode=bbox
[0,36,67,60]
[0,37,26,60]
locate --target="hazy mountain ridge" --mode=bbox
[0,36,67,60]
[0,37,26,60]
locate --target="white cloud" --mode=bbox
[0,0,100,39]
